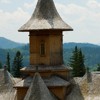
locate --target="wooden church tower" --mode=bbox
[19,0,73,66]
[14,0,73,100]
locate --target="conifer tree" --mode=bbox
[78,49,86,76]
[70,46,78,76]
[6,52,10,72]
[69,46,86,77]
[0,61,2,69]
[12,51,23,77]
[97,64,100,71]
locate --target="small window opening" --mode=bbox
[40,42,45,56]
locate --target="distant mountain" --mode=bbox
[0,37,25,49]
[63,42,99,49]
[98,43,100,46]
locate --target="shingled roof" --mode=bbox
[20,65,72,72]
[24,73,57,100]
[19,0,73,31]
[0,69,18,100]
[0,69,16,86]
[14,75,70,88]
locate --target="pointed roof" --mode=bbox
[66,83,84,100]
[24,73,57,100]
[19,0,73,32]
[0,69,17,100]
[0,69,16,85]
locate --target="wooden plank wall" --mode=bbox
[29,30,63,65]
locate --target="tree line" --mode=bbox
[0,46,100,78]
[0,51,23,77]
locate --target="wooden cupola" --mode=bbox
[18,0,73,66]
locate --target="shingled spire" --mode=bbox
[24,73,57,100]
[19,0,73,31]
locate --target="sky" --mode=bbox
[0,0,100,44]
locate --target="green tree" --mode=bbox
[6,52,10,72]
[12,51,23,77]
[0,61,2,69]
[69,46,79,76]
[77,49,86,76]
[69,46,86,77]
[97,64,100,71]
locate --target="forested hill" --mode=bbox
[0,38,100,69]
[0,37,25,49]
[63,44,100,68]
[63,43,100,69]
[63,42,99,48]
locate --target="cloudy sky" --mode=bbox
[0,0,100,44]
